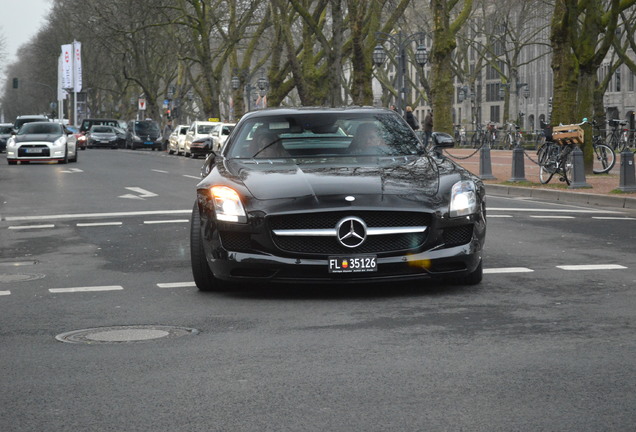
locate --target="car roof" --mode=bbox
[238,106,392,120]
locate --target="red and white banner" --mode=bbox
[61,44,73,89]
[73,41,82,92]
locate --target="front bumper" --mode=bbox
[198,208,485,285]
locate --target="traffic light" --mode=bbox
[12,78,18,89]
[165,109,171,119]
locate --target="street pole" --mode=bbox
[373,31,428,116]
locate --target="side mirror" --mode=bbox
[430,132,455,157]
[200,151,217,178]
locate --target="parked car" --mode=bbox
[13,115,50,132]
[6,121,77,164]
[126,120,162,150]
[78,118,121,134]
[65,125,85,150]
[183,121,219,157]
[210,122,235,152]
[190,107,486,291]
[167,124,189,155]
[86,125,124,149]
[0,123,13,152]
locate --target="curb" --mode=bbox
[485,184,636,210]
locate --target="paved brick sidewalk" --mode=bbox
[444,148,636,209]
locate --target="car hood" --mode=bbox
[15,134,61,143]
[210,156,468,204]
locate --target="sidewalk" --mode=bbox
[445,148,636,210]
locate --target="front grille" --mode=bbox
[442,224,473,247]
[219,231,252,252]
[274,232,427,255]
[269,211,431,255]
[269,211,431,230]
[18,145,50,157]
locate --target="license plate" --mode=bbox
[25,148,43,153]
[144,141,153,145]
[100,140,109,144]
[328,256,377,273]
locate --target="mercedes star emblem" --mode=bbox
[336,216,367,248]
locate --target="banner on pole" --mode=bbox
[73,41,82,92]
[61,44,73,89]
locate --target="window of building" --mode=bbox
[490,105,501,123]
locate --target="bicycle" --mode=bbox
[588,120,616,174]
[606,119,629,152]
[500,122,524,150]
[537,121,587,185]
[537,139,574,185]
[470,123,487,148]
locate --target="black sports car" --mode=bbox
[191,107,486,290]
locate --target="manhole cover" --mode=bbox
[0,273,46,283]
[56,325,199,344]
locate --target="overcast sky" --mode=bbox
[1,0,52,84]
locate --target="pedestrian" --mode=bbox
[389,105,397,112]
[423,111,433,147]
[404,106,419,130]
[162,121,173,151]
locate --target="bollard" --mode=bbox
[479,145,496,180]
[618,150,636,192]
[568,146,591,189]
[508,144,527,182]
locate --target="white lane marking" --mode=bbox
[8,224,55,230]
[592,217,636,221]
[488,207,621,214]
[119,187,158,199]
[557,264,627,271]
[529,215,576,219]
[60,168,83,173]
[488,215,513,218]
[484,267,534,274]
[0,291,11,296]
[49,285,124,293]
[157,282,196,288]
[76,222,123,227]
[183,175,200,180]
[5,210,190,222]
[143,219,189,224]
[152,169,169,173]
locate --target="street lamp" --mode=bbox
[372,31,428,115]
[232,69,269,113]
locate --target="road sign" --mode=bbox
[138,98,147,110]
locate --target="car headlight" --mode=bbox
[211,186,247,223]
[7,137,16,147]
[449,180,478,217]
[53,136,65,147]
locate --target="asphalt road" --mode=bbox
[1,149,635,431]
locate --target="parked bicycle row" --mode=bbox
[454,120,636,152]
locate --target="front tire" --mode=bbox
[592,143,615,174]
[447,260,483,285]
[190,203,228,292]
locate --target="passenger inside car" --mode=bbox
[349,122,387,154]
[249,130,289,158]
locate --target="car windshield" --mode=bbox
[81,120,118,131]
[197,124,215,134]
[91,126,113,133]
[226,112,421,159]
[0,126,13,133]
[135,121,160,134]
[179,127,188,134]
[18,123,62,135]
